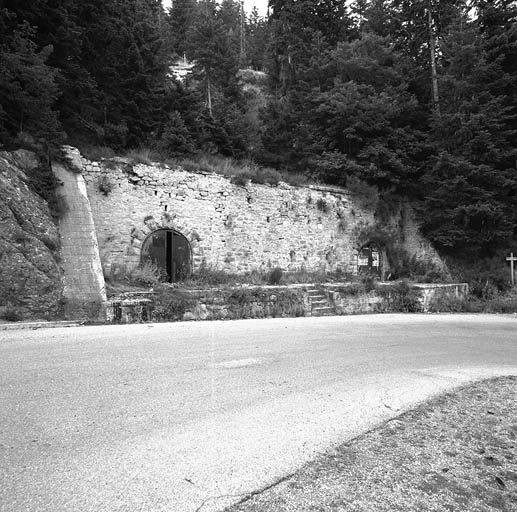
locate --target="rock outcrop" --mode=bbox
[0,150,62,319]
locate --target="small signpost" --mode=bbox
[506,252,517,286]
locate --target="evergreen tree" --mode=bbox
[267,0,353,94]
[0,9,62,145]
[420,14,517,256]
[246,7,269,70]
[167,0,197,58]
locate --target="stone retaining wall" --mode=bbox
[70,148,444,280]
[106,283,468,323]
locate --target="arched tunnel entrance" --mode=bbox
[141,229,191,282]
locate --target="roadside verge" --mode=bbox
[225,376,517,512]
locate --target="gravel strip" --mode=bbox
[226,376,517,512]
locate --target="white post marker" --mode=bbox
[506,252,517,286]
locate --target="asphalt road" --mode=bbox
[1,314,516,512]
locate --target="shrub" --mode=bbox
[485,291,517,313]
[0,308,23,322]
[104,260,164,287]
[269,290,305,317]
[184,267,239,287]
[178,159,210,174]
[130,261,164,286]
[286,172,309,187]
[226,288,305,319]
[151,288,196,321]
[231,171,253,186]
[268,267,283,285]
[347,175,379,211]
[98,174,116,196]
[316,198,329,213]
[336,283,368,296]
[447,255,512,298]
[427,295,483,313]
[360,273,377,292]
[254,167,282,186]
[79,145,116,161]
[378,281,421,312]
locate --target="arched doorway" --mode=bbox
[357,244,382,277]
[141,229,191,282]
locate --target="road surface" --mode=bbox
[1,314,516,512]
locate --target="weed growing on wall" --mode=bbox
[316,198,329,213]
[337,218,347,233]
[97,174,116,196]
[226,288,305,319]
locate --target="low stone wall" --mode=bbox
[414,283,469,312]
[105,282,468,323]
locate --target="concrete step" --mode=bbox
[311,306,336,316]
[310,299,329,307]
[307,289,325,295]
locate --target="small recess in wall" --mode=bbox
[154,190,157,196]
[266,216,270,223]
[164,205,168,211]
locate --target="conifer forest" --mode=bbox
[1,1,516,284]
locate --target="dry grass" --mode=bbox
[226,377,517,512]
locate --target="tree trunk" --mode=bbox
[207,72,212,116]
[428,1,440,116]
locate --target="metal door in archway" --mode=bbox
[141,229,191,282]
[357,244,381,277]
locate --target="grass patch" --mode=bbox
[103,261,164,291]
[125,147,165,165]
[428,289,517,313]
[166,153,311,188]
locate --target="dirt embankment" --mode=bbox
[0,150,62,320]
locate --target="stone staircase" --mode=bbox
[307,287,336,316]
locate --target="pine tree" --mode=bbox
[246,7,269,70]
[167,0,197,58]
[420,13,517,256]
[0,10,62,145]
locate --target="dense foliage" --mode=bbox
[0,0,516,264]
